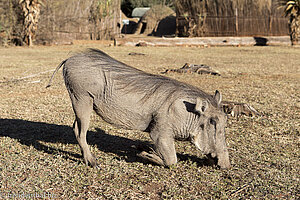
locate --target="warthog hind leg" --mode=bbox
[71,95,97,167]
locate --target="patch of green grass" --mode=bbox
[0,44,299,199]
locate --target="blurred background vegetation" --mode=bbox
[0,0,297,46]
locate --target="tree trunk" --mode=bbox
[19,0,41,46]
[289,14,300,46]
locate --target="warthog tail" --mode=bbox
[46,60,67,88]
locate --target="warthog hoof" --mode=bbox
[137,151,165,166]
[84,153,98,168]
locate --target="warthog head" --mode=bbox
[191,91,231,169]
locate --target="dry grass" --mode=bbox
[0,44,299,199]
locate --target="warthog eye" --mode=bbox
[210,118,216,127]
[200,124,204,130]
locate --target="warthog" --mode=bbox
[47,49,231,169]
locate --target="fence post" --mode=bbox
[269,12,272,35]
[235,8,238,36]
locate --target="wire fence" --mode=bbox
[203,16,289,36]
[175,0,290,37]
[177,15,289,37]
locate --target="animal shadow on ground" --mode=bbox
[0,118,215,167]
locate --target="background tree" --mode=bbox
[278,0,300,45]
[89,0,121,40]
[19,0,43,46]
[0,0,23,45]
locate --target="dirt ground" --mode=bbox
[0,44,299,199]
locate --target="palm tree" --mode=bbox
[19,0,43,46]
[278,0,300,45]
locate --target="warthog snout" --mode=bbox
[207,150,231,169]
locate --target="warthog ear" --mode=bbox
[195,98,209,114]
[214,90,222,106]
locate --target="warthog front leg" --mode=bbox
[139,132,177,167]
[71,95,97,167]
[138,151,164,166]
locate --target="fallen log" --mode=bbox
[128,52,146,56]
[162,63,221,76]
[221,101,260,118]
